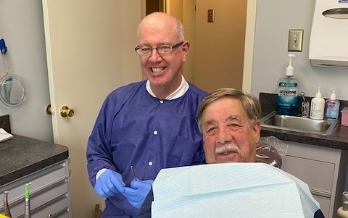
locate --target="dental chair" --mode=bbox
[255,141,283,169]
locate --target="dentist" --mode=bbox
[86,12,207,217]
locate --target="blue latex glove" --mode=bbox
[123,179,154,208]
[94,169,125,198]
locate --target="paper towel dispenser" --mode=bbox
[309,0,348,68]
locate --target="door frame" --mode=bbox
[242,0,257,94]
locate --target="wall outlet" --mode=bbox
[288,29,303,52]
[208,9,215,23]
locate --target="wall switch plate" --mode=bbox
[288,29,303,52]
[208,9,215,23]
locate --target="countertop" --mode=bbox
[0,134,69,186]
[259,92,348,150]
[0,93,347,188]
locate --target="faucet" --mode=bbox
[300,92,309,118]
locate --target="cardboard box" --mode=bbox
[341,107,348,126]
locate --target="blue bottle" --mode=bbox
[276,54,299,116]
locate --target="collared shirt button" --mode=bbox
[160,100,163,103]
[154,130,158,135]
[148,161,153,166]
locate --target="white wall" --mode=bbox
[6,0,347,143]
[251,0,348,100]
[0,0,53,142]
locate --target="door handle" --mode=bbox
[60,106,74,117]
[46,104,53,115]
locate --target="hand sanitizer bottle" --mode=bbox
[310,87,325,120]
[325,88,340,119]
[276,54,299,116]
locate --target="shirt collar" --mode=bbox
[146,75,189,100]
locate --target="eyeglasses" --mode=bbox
[135,41,184,56]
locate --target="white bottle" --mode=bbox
[310,87,325,120]
[325,88,340,119]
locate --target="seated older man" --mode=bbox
[137,88,324,218]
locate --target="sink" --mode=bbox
[260,111,339,135]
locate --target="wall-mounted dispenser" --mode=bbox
[309,0,348,68]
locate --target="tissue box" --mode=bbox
[341,107,348,126]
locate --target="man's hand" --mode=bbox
[94,169,125,198]
[123,180,154,208]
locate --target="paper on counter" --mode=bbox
[152,163,320,218]
[0,128,13,142]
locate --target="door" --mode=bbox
[195,0,247,92]
[155,0,247,92]
[42,1,143,217]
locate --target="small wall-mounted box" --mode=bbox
[341,107,348,126]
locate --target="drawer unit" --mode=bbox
[31,195,70,218]
[0,159,72,218]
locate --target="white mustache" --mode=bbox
[215,144,241,155]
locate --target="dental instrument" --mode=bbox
[131,165,137,181]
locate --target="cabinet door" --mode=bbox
[313,195,330,218]
[285,155,334,194]
[281,140,343,218]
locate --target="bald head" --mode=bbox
[137,12,184,43]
